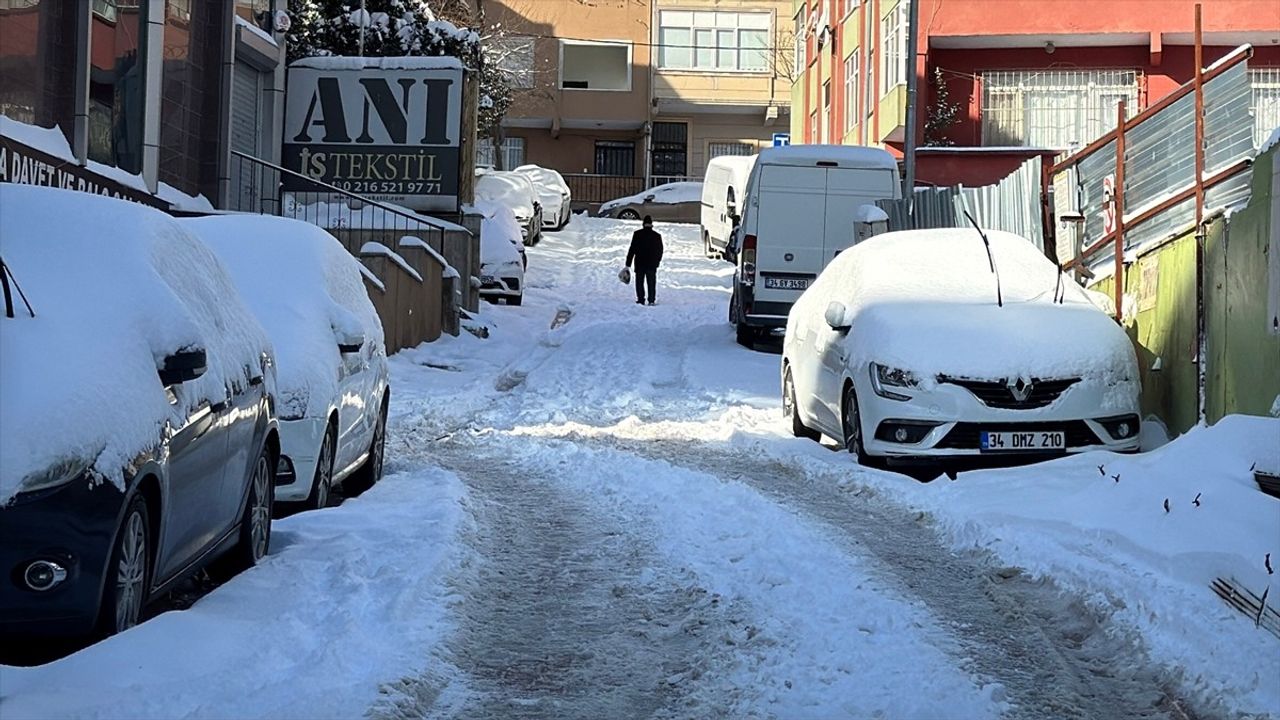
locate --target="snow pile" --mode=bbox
[601,182,703,213]
[0,186,271,504]
[474,171,537,219]
[471,199,524,269]
[291,55,462,71]
[0,466,468,719]
[398,236,458,278]
[796,228,1138,382]
[0,116,216,211]
[183,215,384,422]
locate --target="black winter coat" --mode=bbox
[626,228,664,269]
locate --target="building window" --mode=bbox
[659,11,771,72]
[651,121,688,178]
[809,111,817,143]
[822,80,831,142]
[88,1,146,173]
[1252,67,1280,149]
[491,37,535,89]
[709,141,753,158]
[981,69,1139,149]
[844,52,859,132]
[476,136,526,169]
[793,6,807,70]
[560,41,631,91]
[880,2,907,97]
[595,140,635,176]
[0,0,78,136]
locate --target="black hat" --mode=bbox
[642,215,653,226]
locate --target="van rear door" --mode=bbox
[822,167,898,260]
[752,164,826,311]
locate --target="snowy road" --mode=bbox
[4,216,1274,720]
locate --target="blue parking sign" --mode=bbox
[772,133,790,147]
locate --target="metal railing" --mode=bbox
[227,150,449,257]
[561,174,701,205]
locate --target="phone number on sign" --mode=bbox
[334,181,441,194]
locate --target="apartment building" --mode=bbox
[483,0,792,194]
[791,0,1280,185]
[0,0,288,206]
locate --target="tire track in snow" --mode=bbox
[558,434,1217,720]
[369,436,755,720]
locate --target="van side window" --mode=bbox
[726,187,736,217]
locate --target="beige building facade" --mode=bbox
[484,0,792,200]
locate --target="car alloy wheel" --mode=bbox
[249,453,272,561]
[619,209,640,220]
[370,406,387,484]
[114,506,148,633]
[308,429,334,511]
[843,384,869,464]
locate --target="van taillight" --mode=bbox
[743,234,757,266]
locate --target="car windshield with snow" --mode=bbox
[782,227,1142,466]
[598,181,703,223]
[185,215,391,512]
[0,186,280,638]
[475,170,543,245]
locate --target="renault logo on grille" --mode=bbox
[1007,376,1034,403]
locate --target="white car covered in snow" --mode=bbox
[472,199,527,306]
[781,227,1142,466]
[475,169,543,245]
[515,164,572,231]
[187,215,390,510]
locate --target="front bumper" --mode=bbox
[276,416,327,502]
[856,375,1141,460]
[0,478,125,636]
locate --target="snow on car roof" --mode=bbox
[475,172,537,214]
[0,186,271,503]
[756,144,898,170]
[601,181,703,210]
[186,214,383,422]
[799,227,1135,381]
[470,199,525,268]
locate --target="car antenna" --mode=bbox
[961,211,1002,308]
[0,256,35,319]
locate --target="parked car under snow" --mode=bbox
[515,164,572,231]
[781,227,1141,467]
[475,170,543,245]
[0,186,280,638]
[597,181,703,223]
[472,199,527,306]
[187,215,391,511]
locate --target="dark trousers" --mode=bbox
[634,265,657,303]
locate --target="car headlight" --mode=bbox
[17,455,94,496]
[869,362,918,401]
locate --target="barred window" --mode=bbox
[477,137,526,170]
[1252,67,1280,149]
[708,141,753,157]
[981,69,1139,149]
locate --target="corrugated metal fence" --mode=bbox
[876,155,1046,250]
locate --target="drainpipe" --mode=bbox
[902,0,919,218]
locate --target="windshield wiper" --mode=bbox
[961,211,1002,308]
[0,256,35,319]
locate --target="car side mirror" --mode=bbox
[824,301,850,332]
[159,348,207,386]
[337,330,365,354]
[643,194,656,202]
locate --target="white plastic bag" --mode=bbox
[618,266,632,284]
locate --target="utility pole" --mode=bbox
[902,0,920,222]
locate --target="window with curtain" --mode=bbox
[880,2,907,96]
[659,10,772,72]
[1252,67,1280,149]
[844,52,859,132]
[477,137,526,169]
[981,69,1139,149]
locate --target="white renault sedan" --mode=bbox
[781,228,1141,466]
[187,215,390,509]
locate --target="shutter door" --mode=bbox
[231,61,262,156]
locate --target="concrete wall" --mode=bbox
[1090,146,1279,435]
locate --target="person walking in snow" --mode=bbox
[626,215,664,305]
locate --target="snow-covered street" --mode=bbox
[2,217,1277,720]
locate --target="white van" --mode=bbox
[700,155,757,258]
[727,145,900,347]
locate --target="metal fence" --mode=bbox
[562,174,700,206]
[877,155,1046,250]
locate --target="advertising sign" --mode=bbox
[283,60,464,213]
[0,136,170,210]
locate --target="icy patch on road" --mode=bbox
[0,468,468,720]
